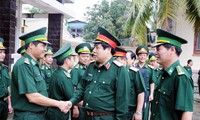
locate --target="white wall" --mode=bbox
[175,8,199,71]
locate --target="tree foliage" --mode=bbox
[83,0,131,42]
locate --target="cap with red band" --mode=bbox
[95,27,121,48]
[113,47,127,57]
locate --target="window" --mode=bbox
[193,31,200,55]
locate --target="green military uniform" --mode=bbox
[41,46,54,91]
[150,29,194,120]
[128,67,146,120]
[70,27,130,120]
[0,38,11,120]
[183,66,192,76]
[136,45,156,120]
[11,27,50,120]
[46,43,75,120]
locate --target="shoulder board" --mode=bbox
[75,64,79,69]
[147,64,154,69]
[113,60,123,67]
[129,67,139,72]
[90,60,95,63]
[64,71,71,78]
[176,66,185,75]
[41,65,45,70]
[24,58,30,64]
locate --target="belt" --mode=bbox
[86,111,114,116]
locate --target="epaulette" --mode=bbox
[75,64,79,69]
[2,64,8,68]
[129,67,139,72]
[41,65,45,70]
[113,60,123,67]
[176,66,185,75]
[147,64,154,69]
[64,71,71,78]
[24,58,30,64]
[90,60,95,63]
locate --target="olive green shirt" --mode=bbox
[41,64,53,91]
[183,66,192,76]
[128,67,146,108]
[70,57,130,120]
[151,60,194,120]
[0,64,11,98]
[11,53,47,112]
[47,67,74,120]
[70,62,87,86]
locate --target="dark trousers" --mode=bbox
[0,101,8,120]
[13,111,46,120]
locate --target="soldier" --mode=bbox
[46,43,75,120]
[126,50,136,67]
[65,27,130,120]
[150,29,193,120]
[149,52,162,87]
[114,47,146,120]
[11,27,69,120]
[135,45,155,120]
[0,38,13,120]
[70,42,91,120]
[41,46,54,92]
[183,59,193,76]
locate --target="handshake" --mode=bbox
[58,101,73,114]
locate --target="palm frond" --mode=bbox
[184,0,200,31]
[132,0,152,45]
[157,0,179,27]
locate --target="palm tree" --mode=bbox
[124,0,200,45]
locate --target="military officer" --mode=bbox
[11,27,69,120]
[41,46,54,92]
[150,29,194,120]
[183,59,193,76]
[46,43,75,120]
[65,27,130,120]
[135,45,155,120]
[0,38,13,120]
[114,47,146,120]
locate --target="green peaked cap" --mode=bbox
[17,45,26,54]
[52,43,75,61]
[75,43,91,54]
[19,27,50,44]
[0,37,6,49]
[45,46,53,55]
[153,29,187,47]
[136,45,149,55]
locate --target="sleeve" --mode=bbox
[136,71,146,94]
[70,68,79,86]
[175,75,194,111]
[16,64,38,95]
[59,77,74,100]
[115,67,130,120]
[150,68,156,83]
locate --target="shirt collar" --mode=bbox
[165,60,180,76]
[24,53,40,66]
[94,57,114,70]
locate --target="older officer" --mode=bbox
[114,47,146,120]
[65,27,130,120]
[150,29,193,120]
[46,43,75,120]
[41,46,54,92]
[11,27,69,120]
[0,38,13,120]
[135,45,155,120]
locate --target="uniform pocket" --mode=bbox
[34,75,47,92]
[159,88,172,106]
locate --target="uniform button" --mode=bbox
[98,70,100,72]
[163,92,165,94]
[94,81,96,83]
[153,114,155,116]
[86,103,88,106]
[103,81,105,84]
[156,101,158,104]
[158,89,161,91]
[89,91,91,94]
[157,76,158,78]
[162,77,164,79]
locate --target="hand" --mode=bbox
[149,94,153,101]
[58,101,72,114]
[8,104,13,113]
[133,112,142,120]
[72,106,79,118]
